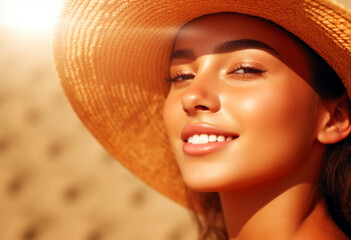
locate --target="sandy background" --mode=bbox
[0,1,196,239]
[0,0,350,240]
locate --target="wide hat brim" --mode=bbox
[53,0,351,209]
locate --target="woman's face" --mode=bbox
[163,13,326,191]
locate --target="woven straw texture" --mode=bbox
[53,0,351,208]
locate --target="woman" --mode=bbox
[53,0,351,239]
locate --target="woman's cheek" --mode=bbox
[229,74,313,134]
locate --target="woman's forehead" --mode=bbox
[172,13,312,82]
[175,13,304,53]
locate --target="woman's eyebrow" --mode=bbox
[170,39,279,61]
[170,48,195,61]
[214,39,279,56]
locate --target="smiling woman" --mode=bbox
[53,0,351,239]
[0,0,63,34]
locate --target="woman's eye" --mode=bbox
[228,65,267,78]
[167,73,195,82]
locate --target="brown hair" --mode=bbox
[185,22,351,240]
[305,33,351,237]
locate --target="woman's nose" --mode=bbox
[181,74,221,115]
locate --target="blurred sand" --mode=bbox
[0,27,196,240]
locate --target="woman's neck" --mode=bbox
[219,177,348,240]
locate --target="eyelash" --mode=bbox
[166,73,195,83]
[228,65,267,76]
[167,64,267,82]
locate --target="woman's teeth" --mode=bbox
[187,134,234,144]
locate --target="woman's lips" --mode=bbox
[181,123,239,156]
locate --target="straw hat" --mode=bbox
[53,0,351,209]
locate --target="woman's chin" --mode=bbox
[181,170,243,192]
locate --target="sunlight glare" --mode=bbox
[0,0,64,34]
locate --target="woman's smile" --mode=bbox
[181,122,239,156]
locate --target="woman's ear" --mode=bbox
[317,95,351,144]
